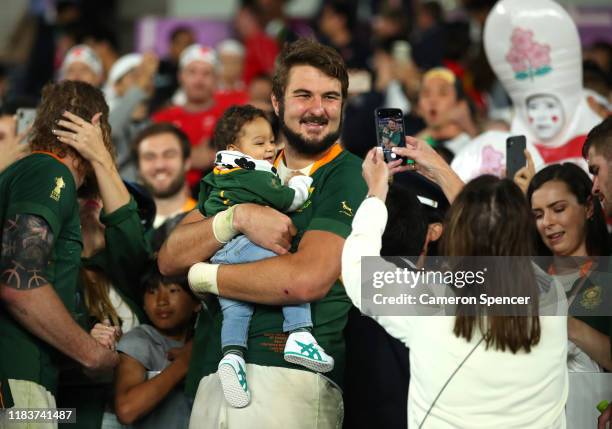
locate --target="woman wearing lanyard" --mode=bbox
[528,163,612,372]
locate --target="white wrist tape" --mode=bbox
[212,205,238,244]
[188,262,220,296]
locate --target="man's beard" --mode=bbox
[142,172,186,199]
[278,103,342,156]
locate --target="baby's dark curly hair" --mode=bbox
[212,104,269,151]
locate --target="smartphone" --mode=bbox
[392,40,412,64]
[506,135,527,179]
[16,108,36,138]
[375,108,406,163]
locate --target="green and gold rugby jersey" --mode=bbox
[0,152,82,394]
[186,143,367,395]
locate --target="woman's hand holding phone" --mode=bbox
[390,136,465,203]
[362,148,390,201]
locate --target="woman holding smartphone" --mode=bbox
[342,143,567,427]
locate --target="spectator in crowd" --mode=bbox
[584,40,612,84]
[216,39,246,93]
[411,1,445,70]
[0,80,119,416]
[191,104,333,408]
[152,44,225,190]
[526,161,611,427]
[215,40,249,108]
[342,40,425,160]
[83,27,120,81]
[316,1,369,70]
[57,178,153,429]
[583,60,612,106]
[255,0,301,45]
[133,123,196,232]
[105,52,159,181]
[151,26,196,113]
[114,268,200,429]
[416,67,478,160]
[158,38,367,428]
[247,73,274,113]
[343,146,567,427]
[371,7,409,43]
[234,2,279,86]
[528,164,611,369]
[60,44,104,87]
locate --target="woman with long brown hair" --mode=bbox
[342,143,567,427]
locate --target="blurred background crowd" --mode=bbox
[1,0,612,428]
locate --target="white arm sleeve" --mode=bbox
[286,175,314,212]
[341,196,415,348]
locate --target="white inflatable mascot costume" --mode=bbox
[452,0,602,181]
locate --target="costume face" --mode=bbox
[526,94,564,141]
[274,65,343,155]
[229,117,276,164]
[483,0,593,150]
[531,180,589,257]
[138,133,188,199]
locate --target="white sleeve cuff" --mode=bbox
[286,175,314,212]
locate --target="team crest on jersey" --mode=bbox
[50,177,65,201]
[339,201,353,217]
[580,285,602,310]
[295,187,315,213]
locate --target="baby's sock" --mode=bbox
[222,346,246,358]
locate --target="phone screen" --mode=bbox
[16,108,36,138]
[375,108,406,163]
[506,135,527,179]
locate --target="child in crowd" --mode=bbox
[113,268,201,429]
[188,104,334,408]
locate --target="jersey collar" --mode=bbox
[273,142,343,177]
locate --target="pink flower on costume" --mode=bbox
[505,27,552,80]
[479,145,504,177]
[529,44,551,70]
[506,49,527,72]
[510,28,534,52]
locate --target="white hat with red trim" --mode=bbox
[61,44,103,78]
[179,44,218,69]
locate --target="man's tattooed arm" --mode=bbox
[0,214,54,289]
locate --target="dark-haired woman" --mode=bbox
[342,146,567,427]
[528,163,612,373]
